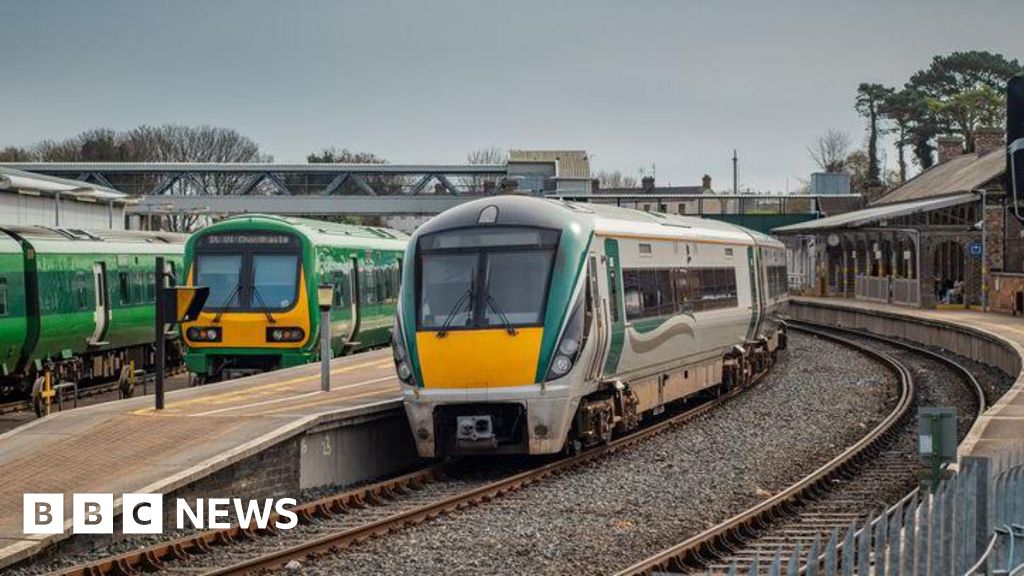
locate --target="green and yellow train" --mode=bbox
[181,215,408,382]
[0,226,185,396]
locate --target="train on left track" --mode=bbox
[181,215,408,382]
[394,196,789,457]
[0,226,186,398]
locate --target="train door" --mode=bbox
[601,239,625,376]
[89,262,110,346]
[744,246,764,342]
[586,255,607,382]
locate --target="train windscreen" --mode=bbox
[417,227,559,330]
[196,254,243,309]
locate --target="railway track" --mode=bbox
[616,322,986,576]
[51,361,775,576]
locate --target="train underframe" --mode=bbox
[569,325,787,454]
[1,341,183,401]
[413,324,788,458]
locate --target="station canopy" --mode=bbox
[772,192,978,234]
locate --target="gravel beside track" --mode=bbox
[294,332,898,576]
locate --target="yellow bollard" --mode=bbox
[41,372,54,416]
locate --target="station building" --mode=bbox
[774,127,1018,311]
[0,167,132,230]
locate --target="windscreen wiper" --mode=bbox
[484,290,518,336]
[436,287,473,339]
[212,284,242,323]
[250,286,277,324]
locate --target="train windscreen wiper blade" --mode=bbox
[436,287,473,339]
[212,284,242,323]
[484,290,518,336]
[249,286,277,324]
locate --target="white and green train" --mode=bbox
[393,196,788,457]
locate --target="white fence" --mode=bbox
[714,449,1024,575]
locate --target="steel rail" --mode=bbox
[202,373,768,576]
[615,324,917,576]
[56,360,773,576]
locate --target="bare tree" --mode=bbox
[466,147,506,165]
[806,128,852,173]
[595,170,638,189]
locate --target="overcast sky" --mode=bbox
[1,0,1021,192]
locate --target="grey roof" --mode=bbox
[0,167,129,202]
[772,192,978,234]
[508,150,591,179]
[874,149,1004,205]
[593,185,705,195]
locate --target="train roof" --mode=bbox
[0,226,186,255]
[193,214,408,251]
[413,196,783,249]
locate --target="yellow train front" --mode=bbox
[395,196,788,458]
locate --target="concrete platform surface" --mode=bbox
[791,296,1024,461]
[0,349,400,569]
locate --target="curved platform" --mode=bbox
[0,350,403,569]
[789,297,1024,461]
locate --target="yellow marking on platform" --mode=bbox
[415,327,543,389]
[132,358,392,415]
[251,386,398,416]
[191,375,396,416]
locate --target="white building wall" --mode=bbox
[0,191,126,229]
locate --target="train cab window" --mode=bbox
[482,250,553,326]
[419,253,476,329]
[252,254,299,309]
[118,271,131,305]
[196,255,243,310]
[0,278,6,316]
[417,226,559,330]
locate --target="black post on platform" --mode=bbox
[154,256,165,410]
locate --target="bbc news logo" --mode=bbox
[24,494,298,535]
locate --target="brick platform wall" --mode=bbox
[990,273,1024,315]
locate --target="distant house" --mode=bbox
[774,127,1010,311]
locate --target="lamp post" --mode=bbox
[317,283,334,392]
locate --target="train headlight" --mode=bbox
[392,316,417,386]
[545,295,587,382]
[551,355,572,376]
[265,327,305,342]
[398,362,412,380]
[559,338,579,356]
[187,326,222,342]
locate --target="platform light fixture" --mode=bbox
[317,283,334,392]
[317,283,334,312]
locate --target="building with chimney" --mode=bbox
[774,128,1010,311]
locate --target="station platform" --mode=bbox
[0,350,403,569]
[790,296,1024,462]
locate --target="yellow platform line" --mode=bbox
[251,386,399,416]
[191,375,396,417]
[132,357,393,415]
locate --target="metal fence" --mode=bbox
[712,448,1024,575]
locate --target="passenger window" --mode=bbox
[75,272,88,310]
[0,278,7,316]
[146,271,156,302]
[119,271,130,304]
[622,270,642,320]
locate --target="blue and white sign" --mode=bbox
[969,241,983,257]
